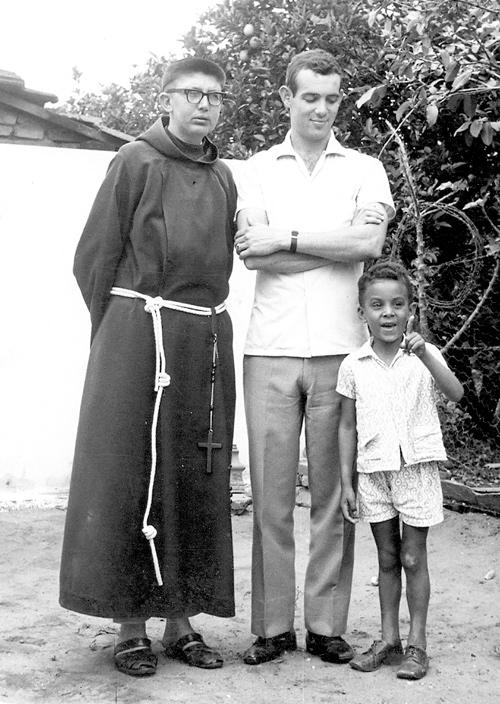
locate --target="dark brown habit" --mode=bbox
[59,118,237,620]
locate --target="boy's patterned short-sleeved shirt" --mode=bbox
[336,340,448,473]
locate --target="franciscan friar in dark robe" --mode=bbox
[60,57,237,677]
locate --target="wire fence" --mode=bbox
[388,242,500,488]
[380,129,500,489]
[434,265,499,488]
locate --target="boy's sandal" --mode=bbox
[350,639,403,672]
[396,645,428,680]
[114,637,158,677]
[163,632,223,669]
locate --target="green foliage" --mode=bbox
[64,55,167,135]
[439,400,500,487]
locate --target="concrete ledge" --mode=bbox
[441,479,500,516]
[1,480,498,517]
[0,490,68,511]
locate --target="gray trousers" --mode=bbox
[244,355,355,638]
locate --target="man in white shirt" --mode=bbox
[234,49,395,666]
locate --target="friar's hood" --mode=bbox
[136,116,219,164]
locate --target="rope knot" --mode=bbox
[142,524,158,540]
[144,296,163,314]
[157,372,171,387]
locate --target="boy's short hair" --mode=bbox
[285,49,343,95]
[358,260,415,304]
[162,57,226,91]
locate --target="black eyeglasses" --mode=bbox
[165,88,226,106]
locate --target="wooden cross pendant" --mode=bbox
[198,429,222,474]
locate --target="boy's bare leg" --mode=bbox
[400,523,429,649]
[371,516,402,645]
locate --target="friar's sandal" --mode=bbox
[114,637,158,677]
[163,632,223,669]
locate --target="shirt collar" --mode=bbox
[276,130,349,159]
[354,338,407,364]
[353,340,376,359]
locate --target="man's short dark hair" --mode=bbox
[358,260,415,305]
[285,49,343,95]
[162,57,226,91]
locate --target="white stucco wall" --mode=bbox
[0,144,253,497]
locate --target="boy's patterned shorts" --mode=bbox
[357,460,444,527]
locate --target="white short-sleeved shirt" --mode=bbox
[336,341,448,472]
[234,131,395,357]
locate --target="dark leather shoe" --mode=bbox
[306,631,354,664]
[243,630,297,665]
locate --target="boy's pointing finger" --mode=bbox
[406,315,415,336]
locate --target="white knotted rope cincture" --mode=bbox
[110,286,226,586]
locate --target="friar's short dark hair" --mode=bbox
[285,49,343,95]
[358,260,415,305]
[162,57,226,91]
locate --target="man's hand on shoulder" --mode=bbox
[351,203,387,226]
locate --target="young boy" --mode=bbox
[337,260,463,680]
[60,58,237,676]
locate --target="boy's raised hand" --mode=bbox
[340,486,358,524]
[401,315,427,358]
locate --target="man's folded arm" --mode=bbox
[236,203,390,265]
[236,208,331,273]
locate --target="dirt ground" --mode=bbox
[0,504,499,704]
